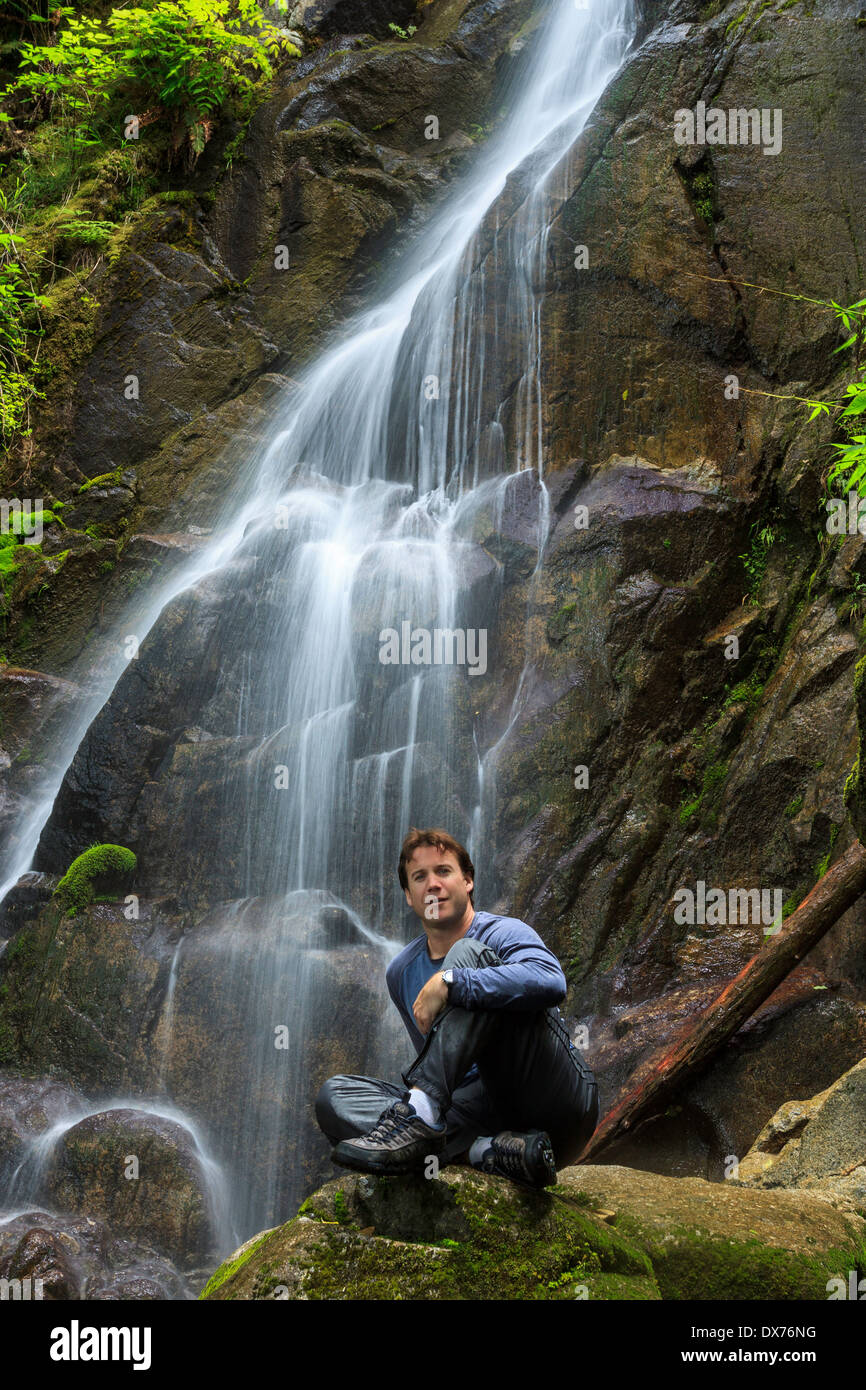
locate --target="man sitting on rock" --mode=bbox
[315,827,599,1189]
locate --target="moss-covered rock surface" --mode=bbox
[54,843,137,915]
[199,1160,866,1300]
[200,1165,659,1300]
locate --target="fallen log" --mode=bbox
[577,838,866,1163]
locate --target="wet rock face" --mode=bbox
[0,668,81,869]
[0,1074,83,1180]
[0,903,174,1092]
[0,872,56,943]
[42,1109,215,1264]
[286,0,419,39]
[59,222,280,492]
[1,0,536,674]
[540,3,865,481]
[0,1226,80,1300]
[0,1210,190,1300]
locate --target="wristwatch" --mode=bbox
[441,969,454,995]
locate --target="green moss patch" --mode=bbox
[612,1211,866,1300]
[198,1229,278,1300]
[77,469,125,495]
[54,843,137,916]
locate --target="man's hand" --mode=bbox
[412,972,450,1035]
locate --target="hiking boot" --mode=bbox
[480,1130,557,1189]
[331,1100,447,1175]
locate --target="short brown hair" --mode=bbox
[398,827,475,904]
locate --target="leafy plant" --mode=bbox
[56,216,117,249]
[9,2,300,170]
[387,22,417,40]
[837,575,866,626]
[0,176,45,442]
[739,520,776,602]
[691,170,714,224]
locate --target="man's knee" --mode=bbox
[314,1074,348,1134]
[315,1073,403,1142]
[443,936,502,970]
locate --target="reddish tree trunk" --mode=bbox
[577,840,866,1164]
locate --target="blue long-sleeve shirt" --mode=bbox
[385,909,567,1065]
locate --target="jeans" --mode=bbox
[315,936,599,1167]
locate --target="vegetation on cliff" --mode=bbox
[0,1,299,449]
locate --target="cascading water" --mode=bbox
[4,1098,235,1254]
[0,0,637,1256]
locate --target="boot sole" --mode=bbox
[331,1141,446,1176]
[331,1150,424,1175]
[487,1132,557,1189]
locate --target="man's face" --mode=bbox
[403,844,473,928]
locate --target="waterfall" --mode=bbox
[4,1096,236,1262]
[1,0,637,1251]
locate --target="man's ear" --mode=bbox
[465,877,474,897]
[403,887,413,908]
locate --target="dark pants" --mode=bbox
[315,936,599,1167]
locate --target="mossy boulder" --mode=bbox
[54,844,137,915]
[557,1165,866,1301]
[200,1161,866,1300]
[43,1108,214,1265]
[200,1166,659,1300]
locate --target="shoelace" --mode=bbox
[366,1103,419,1143]
[485,1135,526,1179]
